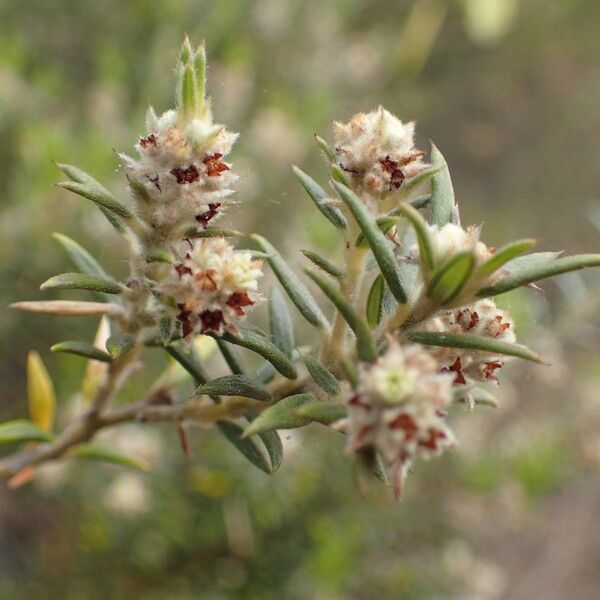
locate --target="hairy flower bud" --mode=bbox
[332,106,428,199]
[423,299,516,383]
[345,341,455,497]
[158,239,263,337]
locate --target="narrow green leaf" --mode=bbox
[268,286,295,359]
[164,344,209,384]
[186,227,243,238]
[477,239,537,279]
[216,328,298,380]
[397,202,436,270]
[194,41,206,106]
[330,163,351,186]
[52,233,110,280]
[366,274,385,327]
[314,134,336,162]
[10,300,123,317]
[179,64,197,116]
[72,444,150,470]
[333,181,408,304]
[429,143,455,227]
[292,166,347,229]
[242,394,314,437]
[293,401,347,425]
[41,272,122,295]
[51,341,113,362]
[303,355,341,396]
[216,339,246,375]
[301,250,344,279]
[427,252,475,305]
[106,333,135,359]
[251,360,277,384]
[401,165,444,192]
[409,194,431,209]
[355,216,399,247]
[0,420,53,444]
[453,386,498,408]
[27,352,55,432]
[195,375,271,402]
[217,421,272,474]
[57,181,133,219]
[407,331,545,363]
[146,250,175,264]
[478,254,600,297]
[258,430,283,472]
[251,234,329,330]
[305,269,377,363]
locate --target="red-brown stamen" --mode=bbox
[203,153,229,177]
[171,165,200,184]
[200,309,224,333]
[226,291,254,316]
[196,202,221,228]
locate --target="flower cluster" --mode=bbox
[332,106,428,199]
[159,238,263,337]
[119,40,239,240]
[423,299,516,383]
[345,342,456,497]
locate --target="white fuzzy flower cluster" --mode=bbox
[333,106,428,198]
[159,238,263,337]
[120,107,238,238]
[423,299,516,383]
[414,223,494,268]
[345,342,456,497]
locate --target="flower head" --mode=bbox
[119,39,239,239]
[345,341,455,497]
[332,106,428,198]
[423,299,516,383]
[159,238,263,337]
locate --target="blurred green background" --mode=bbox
[1,0,600,598]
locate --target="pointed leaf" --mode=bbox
[478,254,600,297]
[52,233,110,279]
[396,202,436,270]
[427,252,475,304]
[81,317,111,403]
[57,181,133,219]
[305,269,377,363]
[41,273,122,294]
[330,163,351,186]
[27,351,55,432]
[242,394,314,437]
[429,143,455,227]
[195,375,271,401]
[401,164,444,192]
[453,386,498,408]
[106,333,135,359]
[477,239,537,279]
[146,250,175,264]
[0,420,53,444]
[407,331,545,363]
[293,401,347,425]
[258,430,283,472]
[164,344,209,384]
[268,286,295,359]
[366,274,385,327]
[51,341,112,362]
[217,421,272,474]
[293,166,347,229]
[216,339,246,375]
[333,181,408,304]
[251,234,329,330]
[315,134,336,162]
[301,250,344,279]
[72,444,150,470]
[10,301,123,317]
[216,328,297,380]
[302,355,341,396]
[355,216,399,247]
[187,227,244,238]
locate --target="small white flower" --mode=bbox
[345,341,455,497]
[423,299,516,383]
[158,238,263,337]
[332,106,428,197]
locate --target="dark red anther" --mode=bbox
[174,263,193,278]
[380,155,405,190]
[418,428,447,451]
[196,202,221,227]
[203,153,229,176]
[483,361,503,380]
[388,412,418,440]
[441,357,466,385]
[176,303,193,338]
[349,394,371,411]
[170,164,200,184]
[149,175,161,190]
[200,309,224,333]
[139,134,157,149]
[226,291,254,316]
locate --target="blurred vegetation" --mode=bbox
[1,0,600,598]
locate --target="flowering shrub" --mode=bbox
[4,38,600,497]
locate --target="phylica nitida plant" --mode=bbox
[5,38,600,497]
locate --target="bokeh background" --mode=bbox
[1,0,600,598]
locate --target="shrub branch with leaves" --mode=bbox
[5,38,600,497]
